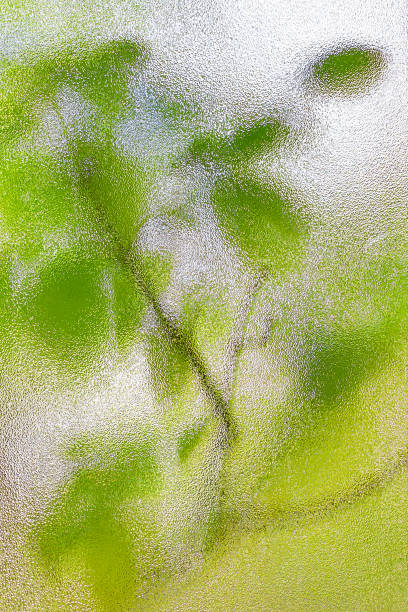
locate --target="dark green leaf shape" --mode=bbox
[299,322,394,408]
[230,119,289,160]
[24,253,111,356]
[177,421,207,462]
[186,117,289,166]
[21,252,145,364]
[212,177,305,269]
[308,45,387,96]
[34,434,162,609]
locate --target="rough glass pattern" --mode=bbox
[0,1,407,610]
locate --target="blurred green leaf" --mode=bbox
[177,421,207,462]
[34,434,162,609]
[308,45,387,96]
[212,177,305,269]
[186,117,289,167]
[23,253,111,359]
[299,322,394,408]
[298,253,408,409]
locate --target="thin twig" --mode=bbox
[223,270,267,401]
[222,447,408,538]
[130,254,237,444]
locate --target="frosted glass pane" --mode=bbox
[1,1,407,610]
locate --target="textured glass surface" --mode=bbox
[1,1,407,610]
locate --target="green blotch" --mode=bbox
[0,149,147,369]
[187,131,233,165]
[300,323,393,408]
[177,422,206,462]
[112,264,147,352]
[0,249,18,354]
[179,290,234,368]
[310,46,386,95]
[34,434,161,610]
[202,504,227,554]
[187,118,289,166]
[0,153,79,236]
[212,178,305,269]
[139,251,173,296]
[300,257,408,408]
[229,118,289,160]
[22,253,110,360]
[76,139,151,253]
[0,61,57,148]
[22,253,147,364]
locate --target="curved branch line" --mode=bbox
[228,447,408,538]
[50,96,236,447]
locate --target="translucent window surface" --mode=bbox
[1,1,407,610]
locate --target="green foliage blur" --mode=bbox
[0,19,407,612]
[34,434,162,610]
